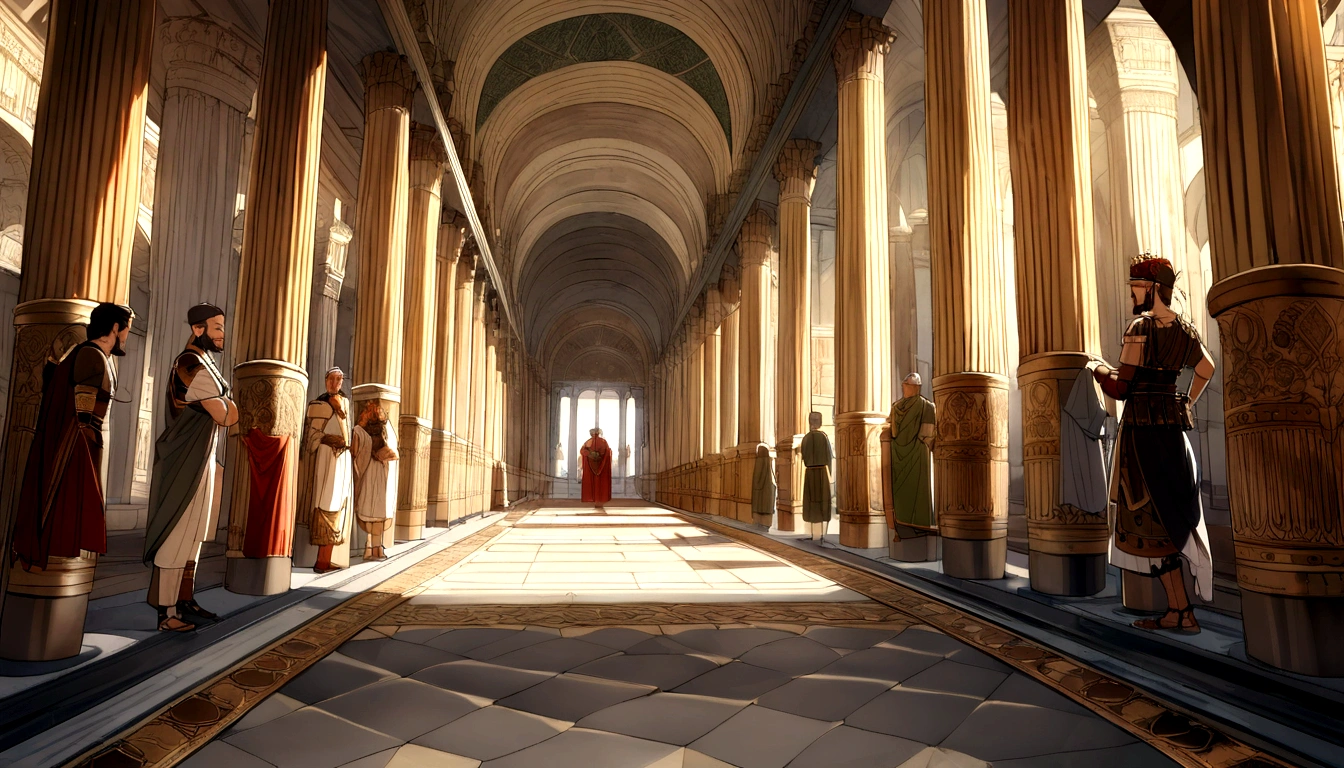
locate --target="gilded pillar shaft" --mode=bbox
[0,0,156,646]
[737,208,773,447]
[1195,0,1344,676]
[718,271,740,517]
[395,124,445,541]
[834,13,895,548]
[225,0,328,594]
[703,289,722,457]
[428,215,464,524]
[774,140,818,532]
[922,0,1010,577]
[470,278,488,511]
[448,251,475,521]
[1007,0,1105,594]
[351,52,415,422]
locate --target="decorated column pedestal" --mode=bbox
[224,0,328,596]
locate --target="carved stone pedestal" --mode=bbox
[775,437,803,532]
[837,412,888,549]
[933,373,1008,578]
[396,415,431,540]
[1020,354,1108,597]
[1210,264,1344,676]
[890,527,939,563]
[0,555,96,661]
[226,360,308,596]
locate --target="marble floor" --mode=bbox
[175,504,1185,768]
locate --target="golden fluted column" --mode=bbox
[1195,1,1344,676]
[223,0,328,595]
[924,0,1010,577]
[833,13,896,548]
[737,208,774,525]
[448,246,477,521]
[428,212,464,526]
[1007,1,1105,595]
[395,123,446,541]
[774,140,820,533]
[689,301,705,459]
[483,302,499,509]
[0,0,156,658]
[351,52,415,439]
[716,267,741,517]
[469,273,489,514]
[703,287,722,511]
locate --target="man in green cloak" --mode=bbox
[889,372,937,561]
[800,412,832,541]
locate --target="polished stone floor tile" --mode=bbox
[225,708,402,768]
[786,725,925,768]
[486,637,617,673]
[755,675,891,721]
[738,636,840,676]
[464,629,562,660]
[987,673,1093,716]
[688,704,837,768]
[895,746,990,767]
[224,692,304,735]
[414,705,568,761]
[672,661,793,700]
[315,678,482,741]
[495,672,655,721]
[479,728,681,768]
[342,743,481,768]
[411,659,555,699]
[817,645,943,684]
[898,659,1008,698]
[989,742,1179,768]
[800,626,901,649]
[880,627,972,657]
[577,692,746,745]
[179,741,276,768]
[567,627,656,650]
[845,688,982,744]
[338,637,466,676]
[426,628,522,654]
[624,636,704,655]
[939,700,1136,762]
[571,652,719,689]
[668,628,797,658]
[279,653,398,705]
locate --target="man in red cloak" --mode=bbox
[580,428,612,507]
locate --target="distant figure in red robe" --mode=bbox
[580,428,612,506]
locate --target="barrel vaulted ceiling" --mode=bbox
[415,0,814,380]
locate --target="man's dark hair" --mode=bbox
[188,303,225,326]
[87,303,134,340]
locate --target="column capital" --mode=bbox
[160,16,262,112]
[719,265,741,305]
[737,206,774,256]
[362,52,417,114]
[446,117,472,168]
[774,139,821,205]
[410,121,448,165]
[833,13,895,86]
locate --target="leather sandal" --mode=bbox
[177,599,218,621]
[1133,606,1200,634]
[158,615,196,632]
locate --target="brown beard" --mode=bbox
[1132,290,1155,315]
[110,336,127,357]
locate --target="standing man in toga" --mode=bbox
[301,368,353,573]
[353,400,398,561]
[145,304,237,632]
[889,373,937,553]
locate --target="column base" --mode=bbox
[840,514,888,549]
[1121,570,1166,613]
[1242,591,1344,677]
[1028,552,1105,597]
[395,524,423,542]
[0,592,90,661]
[226,556,292,596]
[890,528,939,562]
[942,537,1006,580]
[0,555,96,661]
[291,525,318,568]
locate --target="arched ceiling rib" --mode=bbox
[477,13,732,144]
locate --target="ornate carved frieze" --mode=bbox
[160,17,263,112]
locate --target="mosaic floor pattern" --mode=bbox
[77,505,1292,768]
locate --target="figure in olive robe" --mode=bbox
[750,444,775,527]
[800,412,833,541]
[890,373,936,539]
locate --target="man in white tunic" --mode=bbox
[353,400,398,561]
[144,304,237,632]
[301,368,354,573]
